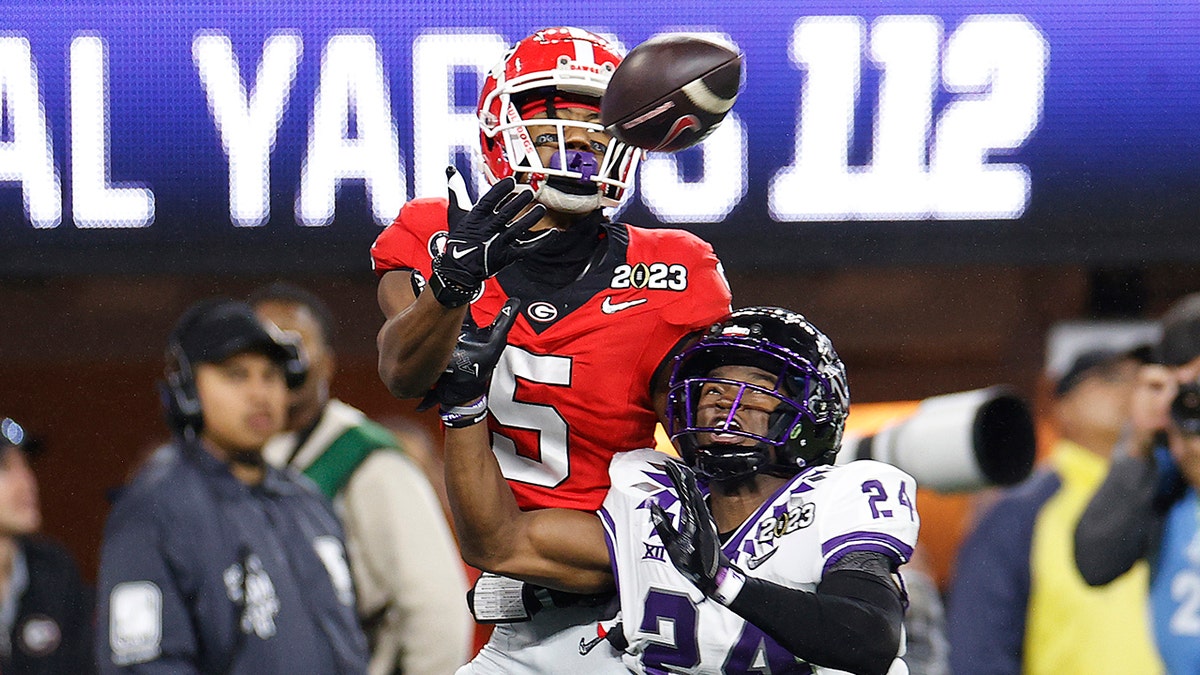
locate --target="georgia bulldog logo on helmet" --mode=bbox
[477,27,643,211]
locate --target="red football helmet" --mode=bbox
[477,27,642,210]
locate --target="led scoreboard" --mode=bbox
[1,1,1197,275]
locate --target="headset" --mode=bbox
[161,338,204,437]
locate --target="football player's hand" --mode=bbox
[431,167,554,291]
[649,461,730,595]
[422,298,520,423]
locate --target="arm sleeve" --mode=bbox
[341,451,472,675]
[1074,455,1160,585]
[945,492,1036,675]
[95,506,202,674]
[724,562,904,675]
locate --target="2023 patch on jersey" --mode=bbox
[600,450,920,673]
[371,199,731,511]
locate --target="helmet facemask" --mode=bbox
[490,93,640,213]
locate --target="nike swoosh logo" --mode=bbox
[451,246,478,259]
[601,297,648,314]
[578,634,605,656]
[745,547,779,570]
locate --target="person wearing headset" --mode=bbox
[94,298,369,674]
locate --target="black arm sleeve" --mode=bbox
[724,566,904,675]
[1074,454,1161,586]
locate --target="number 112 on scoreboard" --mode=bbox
[770,15,1048,222]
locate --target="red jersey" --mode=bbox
[372,198,731,511]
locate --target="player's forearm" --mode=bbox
[376,287,469,398]
[443,423,527,569]
[443,424,614,592]
[725,570,903,675]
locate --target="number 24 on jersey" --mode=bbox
[861,479,916,520]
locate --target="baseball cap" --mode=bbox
[170,299,304,384]
[1054,348,1142,397]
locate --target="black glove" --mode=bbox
[650,461,743,601]
[419,298,521,423]
[427,167,553,308]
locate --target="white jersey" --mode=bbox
[599,449,920,674]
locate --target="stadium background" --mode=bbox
[2,1,1198,592]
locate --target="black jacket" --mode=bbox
[95,442,369,674]
[2,536,95,674]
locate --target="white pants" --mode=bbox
[457,603,628,675]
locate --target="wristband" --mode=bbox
[709,564,746,606]
[467,573,538,623]
[427,261,479,309]
[440,396,489,428]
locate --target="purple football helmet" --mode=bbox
[666,306,850,481]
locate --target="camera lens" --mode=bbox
[1170,383,1200,436]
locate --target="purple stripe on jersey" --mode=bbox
[822,531,914,562]
[598,507,621,591]
[741,539,755,557]
[719,467,822,558]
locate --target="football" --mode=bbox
[600,34,743,152]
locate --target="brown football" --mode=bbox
[600,34,743,152]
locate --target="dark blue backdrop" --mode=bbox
[1,1,1197,274]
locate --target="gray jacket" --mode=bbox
[96,442,369,674]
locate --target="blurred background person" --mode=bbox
[901,548,950,675]
[0,418,94,674]
[251,281,471,675]
[1076,292,1200,673]
[95,298,369,673]
[948,346,1162,674]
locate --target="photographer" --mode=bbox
[1075,292,1200,672]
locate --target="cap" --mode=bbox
[170,298,298,371]
[1054,348,1141,397]
[1157,292,1200,367]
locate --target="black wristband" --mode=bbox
[427,263,478,309]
